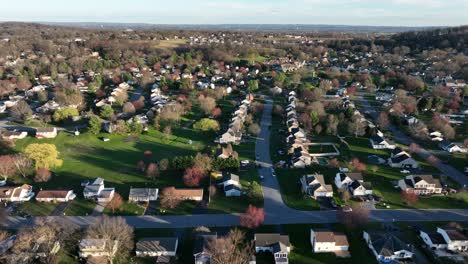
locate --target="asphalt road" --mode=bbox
[3,96,468,229]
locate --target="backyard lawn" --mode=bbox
[16,201,58,216]
[63,199,96,216]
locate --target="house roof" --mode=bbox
[36,127,56,133]
[339,172,363,182]
[225,184,241,192]
[426,232,446,245]
[221,172,239,183]
[367,232,411,257]
[443,228,468,241]
[391,153,411,164]
[314,230,349,246]
[136,237,178,253]
[129,188,158,198]
[36,190,71,199]
[173,188,204,198]
[255,233,290,248]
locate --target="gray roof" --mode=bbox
[129,188,158,198]
[136,237,178,253]
[194,233,217,254]
[368,232,411,257]
[255,233,290,249]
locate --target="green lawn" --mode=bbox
[63,199,96,216]
[16,201,58,216]
[104,201,145,216]
[276,168,321,210]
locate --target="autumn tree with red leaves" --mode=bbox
[409,143,421,154]
[239,205,264,229]
[401,190,418,205]
[212,107,222,118]
[350,158,366,172]
[34,168,52,182]
[183,166,207,187]
[146,162,160,179]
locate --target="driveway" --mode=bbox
[50,202,70,216]
[90,202,107,216]
[144,201,158,215]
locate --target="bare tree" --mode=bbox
[198,95,217,115]
[160,187,181,209]
[206,229,253,264]
[107,193,124,214]
[347,116,366,137]
[377,112,389,129]
[85,216,134,264]
[10,100,32,122]
[12,154,33,178]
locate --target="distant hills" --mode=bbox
[42,22,439,33]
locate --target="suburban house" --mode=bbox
[0,184,35,202]
[310,229,349,256]
[193,232,217,264]
[171,188,204,201]
[36,190,76,202]
[82,178,115,203]
[388,148,419,169]
[128,188,159,202]
[335,172,363,189]
[33,237,61,258]
[369,130,395,149]
[429,130,444,141]
[135,237,178,258]
[79,239,118,258]
[363,231,414,262]
[349,180,373,196]
[1,130,28,140]
[398,175,442,195]
[35,127,58,139]
[216,145,238,159]
[255,233,290,264]
[300,173,333,199]
[437,227,468,252]
[218,172,242,197]
[419,229,448,250]
[439,140,467,153]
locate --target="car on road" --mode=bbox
[271,168,276,177]
[400,170,410,174]
[259,175,265,180]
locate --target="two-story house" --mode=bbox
[398,175,442,195]
[79,239,118,258]
[218,172,242,197]
[82,178,115,203]
[255,233,290,264]
[300,173,333,199]
[349,180,373,196]
[363,231,414,262]
[388,148,419,169]
[334,172,363,189]
[0,184,35,202]
[310,229,349,255]
[135,237,178,258]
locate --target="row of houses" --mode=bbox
[285,91,313,168]
[1,127,58,140]
[300,172,373,199]
[217,94,253,144]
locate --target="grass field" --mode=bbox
[16,201,58,216]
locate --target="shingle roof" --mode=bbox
[136,237,178,253]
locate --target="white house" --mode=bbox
[36,190,76,202]
[0,184,35,202]
[83,178,115,203]
[1,131,28,140]
[300,174,333,199]
[398,175,442,195]
[35,127,58,139]
[135,237,178,257]
[310,229,349,254]
[437,227,468,252]
[363,231,414,262]
[419,229,448,250]
[255,233,290,264]
[335,172,363,189]
[440,141,467,153]
[79,239,118,258]
[349,180,372,196]
[369,131,395,149]
[128,188,158,202]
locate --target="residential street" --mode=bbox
[2,96,468,229]
[356,92,468,187]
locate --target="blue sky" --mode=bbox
[0,0,466,26]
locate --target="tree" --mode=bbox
[88,115,101,134]
[328,158,340,168]
[377,112,389,130]
[336,205,370,230]
[24,143,63,169]
[10,100,32,122]
[198,95,217,115]
[193,153,212,172]
[350,158,366,172]
[159,158,169,171]
[206,229,253,264]
[129,117,143,134]
[12,155,33,178]
[193,118,220,132]
[52,107,79,122]
[326,114,339,135]
[401,190,418,205]
[160,187,181,209]
[0,155,15,180]
[239,205,264,229]
[100,105,114,120]
[212,107,222,118]
[248,123,261,136]
[248,80,259,92]
[348,116,366,137]
[114,120,128,134]
[34,167,52,182]
[247,182,263,204]
[11,218,77,264]
[183,166,207,187]
[107,193,124,214]
[146,162,160,179]
[136,160,146,172]
[122,102,135,115]
[85,216,134,264]
[338,189,351,203]
[409,143,421,154]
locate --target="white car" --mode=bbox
[271,168,276,177]
[400,170,410,174]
